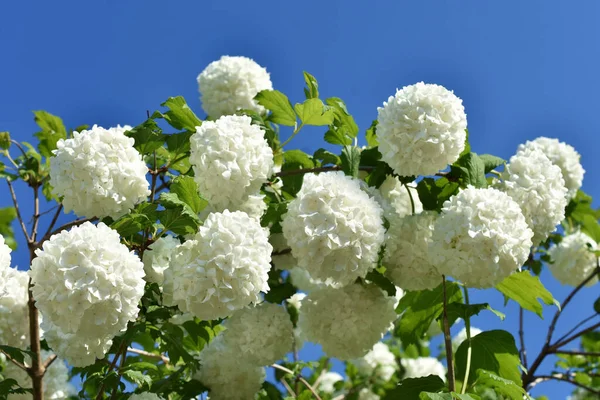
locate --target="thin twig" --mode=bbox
[42,354,57,370]
[95,341,127,400]
[280,378,295,397]
[271,364,322,400]
[0,348,29,372]
[552,322,600,350]
[43,204,63,240]
[31,185,40,242]
[442,276,455,391]
[126,347,170,364]
[10,139,27,157]
[554,314,599,345]
[552,350,600,357]
[530,374,600,395]
[6,180,31,242]
[519,307,528,369]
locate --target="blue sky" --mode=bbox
[2,1,600,398]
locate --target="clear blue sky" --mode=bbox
[2,1,599,398]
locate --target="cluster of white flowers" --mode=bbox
[318,371,344,394]
[50,125,150,219]
[452,326,483,352]
[384,212,441,291]
[500,148,568,246]
[288,266,341,292]
[0,234,11,269]
[1,350,76,399]
[299,283,396,360]
[195,336,266,400]
[29,222,145,366]
[163,210,272,321]
[128,393,164,400]
[0,267,30,348]
[377,82,467,177]
[142,235,179,285]
[197,55,273,118]
[189,115,273,218]
[431,187,533,288]
[282,172,385,286]
[518,137,585,199]
[401,357,446,381]
[351,342,398,382]
[378,175,423,219]
[358,388,381,400]
[220,302,294,365]
[548,231,599,287]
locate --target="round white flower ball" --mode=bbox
[282,172,385,286]
[43,324,114,367]
[318,371,344,394]
[384,211,441,291]
[30,222,145,357]
[197,55,273,118]
[500,148,568,246]
[288,266,341,293]
[377,82,467,176]
[379,175,423,219]
[128,394,164,400]
[401,357,446,381]
[351,342,398,382]
[50,125,150,219]
[220,303,294,365]
[452,326,483,352]
[142,235,179,285]
[298,284,397,360]
[548,231,599,287]
[0,234,11,269]
[163,210,272,321]
[195,336,266,400]
[430,187,533,288]
[189,115,273,214]
[518,137,585,199]
[0,267,30,348]
[358,388,381,400]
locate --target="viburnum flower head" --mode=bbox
[220,302,294,365]
[281,172,385,286]
[452,326,483,352]
[0,267,29,348]
[351,342,398,382]
[298,283,397,360]
[401,357,446,381]
[142,235,179,285]
[518,137,585,199]
[318,371,344,394]
[195,336,266,400]
[384,211,441,291]
[548,231,599,287]
[430,187,533,288]
[163,210,272,320]
[189,115,273,215]
[376,82,467,176]
[197,55,273,118]
[29,222,145,365]
[0,234,11,269]
[500,147,568,246]
[43,324,114,367]
[50,124,150,219]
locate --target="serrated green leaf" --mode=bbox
[170,175,208,214]
[326,97,359,138]
[446,303,505,326]
[452,152,487,188]
[110,203,158,237]
[0,207,17,250]
[366,120,378,147]
[0,131,10,150]
[0,345,35,366]
[294,98,334,126]
[478,154,505,173]
[166,131,193,157]
[341,145,361,178]
[152,96,202,131]
[280,150,315,196]
[313,148,341,166]
[303,71,319,99]
[365,269,396,297]
[496,271,559,317]
[122,369,152,388]
[33,111,67,157]
[417,177,459,211]
[158,192,201,236]
[125,119,165,155]
[255,90,297,126]
[384,375,446,400]
[474,370,531,399]
[324,128,353,145]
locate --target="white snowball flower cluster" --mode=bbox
[384,211,441,291]
[358,388,381,400]
[221,302,294,365]
[288,266,342,293]
[452,326,483,352]
[142,235,179,285]
[42,326,114,367]
[351,342,398,382]
[518,137,585,199]
[0,267,30,348]
[197,55,273,118]
[377,82,467,177]
[50,124,150,219]
[195,336,266,400]
[282,172,385,286]
[128,393,164,400]
[548,231,599,287]
[379,175,423,219]
[500,148,568,246]
[0,234,11,269]
[401,357,446,381]
[318,371,344,394]
[163,210,272,320]
[29,222,145,366]
[1,350,76,399]
[430,187,533,288]
[298,284,397,360]
[189,115,273,217]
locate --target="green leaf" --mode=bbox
[420,395,480,400]
[384,375,446,400]
[122,369,152,388]
[262,202,287,234]
[0,207,17,250]
[446,303,505,326]
[326,97,359,138]
[478,154,505,173]
[110,203,158,237]
[417,178,459,211]
[366,120,378,147]
[495,271,559,317]
[455,330,522,385]
[474,370,531,399]
[303,71,319,99]
[158,193,201,236]
[324,128,353,146]
[579,214,600,243]
[594,296,600,314]
[33,111,67,157]
[152,96,202,131]
[255,90,297,126]
[340,145,361,178]
[313,148,341,166]
[166,131,193,157]
[451,152,487,188]
[294,98,334,126]
[125,119,165,155]
[169,175,208,214]
[0,345,35,366]
[280,150,315,196]
[0,378,31,395]
[0,131,10,150]
[396,282,463,345]
[365,269,396,297]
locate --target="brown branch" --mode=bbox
[31,185,40,243]
[95,341,127,400]
[27,276,44,399]
[273,248,292,256]
[43,204,63,241]
[0,348,29,372]
[442,275,455,391]
[552,321,600,350]
[271,364,322,400]
[530,374,600,395]
[519,307,528,369]
[6,180,31,242]
[554,314,599,346]
[42,354,58,370]
[126,347,170,364]
[275,165,375,178]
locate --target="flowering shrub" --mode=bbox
[0,57,598,400]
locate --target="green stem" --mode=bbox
[280,123,304,147]
[404,183,416,215]
[460,286,472,394]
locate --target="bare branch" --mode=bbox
[6,180,31,242]
[42,354,57,370]
[126,347,170,364]
[271,364,322,400]
[442,275,455,391]
[0,348,29,373]
[531,374,600,395]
